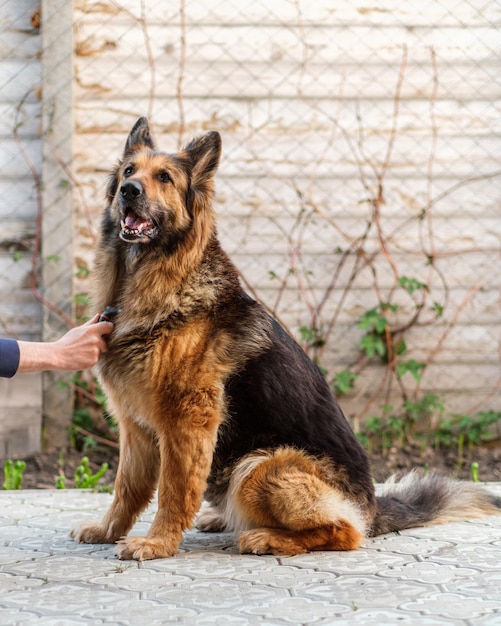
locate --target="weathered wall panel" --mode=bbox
[1,0,499,451]
[0,0,43,456]
[71,0,500,420]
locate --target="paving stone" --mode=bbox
[1,488,501,625]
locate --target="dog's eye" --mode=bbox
[123,166,134,177]
[158,171,172,184]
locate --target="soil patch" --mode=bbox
[370,441,501,483]
[7,446,118,490]
[5,441,501,490]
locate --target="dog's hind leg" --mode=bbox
[70,415,159,545]
[233,448,367,556]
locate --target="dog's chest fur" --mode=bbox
[95,241,272,432]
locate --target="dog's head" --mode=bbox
[106,117,221,250]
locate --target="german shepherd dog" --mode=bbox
[71,118,500,560]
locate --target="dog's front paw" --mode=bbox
[70,521,117,545]
[115,536,178,561]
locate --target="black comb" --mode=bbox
[98,306,121,323]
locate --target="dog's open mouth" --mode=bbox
[120,210,159,242]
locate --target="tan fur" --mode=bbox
[196,448,366,555]
[238,522,365,556]
[83,319,228,559]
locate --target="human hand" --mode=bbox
[16,316,113,374]
[52,315,114,370]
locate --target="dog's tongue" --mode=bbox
[121,210,157,241]
[125,212,143,229]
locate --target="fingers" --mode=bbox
[86,313,101,325]
[95,320,114,337]
[90,321,114,357]
[83,314,114,337]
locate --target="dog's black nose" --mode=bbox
[120,180,143,199]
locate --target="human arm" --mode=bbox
[3,315,114,376]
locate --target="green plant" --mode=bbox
[333,370,358,396]
[396,359,426,382]
[362,395,446,454]
[355,431,369,449]
[431,301,444,317]
[403,394,444,437]
[467,410,501,444]
[3,459,26,490]
[398,275,428,296]
[62,372,116,452]
[433,417,454,450]
[114,563,133,573]
[74,456,109,489]
[71,407,97,450]
[387,411,406,447]
[74,293,91,307]
[451,410,501,470]
[358,306,391,360]
[55,455,109,490]
[298,325,326,350]
[364,415,394,455]
[471,462,479,483]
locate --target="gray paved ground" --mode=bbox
[1,486,501,626]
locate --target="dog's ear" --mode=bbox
[123,117,156,156]
[184,131,221,213]
[185,131,221,182]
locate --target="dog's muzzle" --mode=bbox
[118,181,159,243]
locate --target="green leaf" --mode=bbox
[74,456,109,489]
[396,359,426,381]
[399,276,428,295]
[74,293,91,307]
[366,416,383,434]
[358,308,387,334]
[431,302,444,317]
[333,370,358,396]
[298,326,325,349]
[360,333,386,358]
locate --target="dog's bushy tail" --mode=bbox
[370,470,501,537]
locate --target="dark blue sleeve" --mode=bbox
[0,339,20,378]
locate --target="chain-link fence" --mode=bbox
[1,0,500,452]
